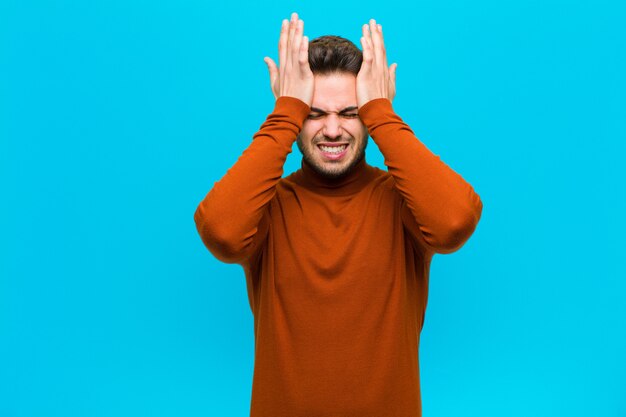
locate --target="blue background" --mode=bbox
[2,1,625,416]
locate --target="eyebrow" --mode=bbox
[310,106,359,114]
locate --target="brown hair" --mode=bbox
[308,35,363,76]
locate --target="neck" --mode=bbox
[298,156,371,195]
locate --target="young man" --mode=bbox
[194,12,483,417]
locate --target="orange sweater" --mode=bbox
[194,96,483,416]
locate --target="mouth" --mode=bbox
[316,142,349,160]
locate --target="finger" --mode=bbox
[360,35,373,69]
[362,23,373,52]
[389,63,397,101]
[292,19,304,64]
[299,35,309,68]
[369,19,383,67]
[378,23,388,69]
[264,57,278,82]
[287,12,298,64]
[361,24,373,69]
[264,57,279,97]
[278,19,288,71]
[389,63,397,90]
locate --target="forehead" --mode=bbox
[311,73,357,111]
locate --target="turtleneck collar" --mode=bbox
[295,155,373,196]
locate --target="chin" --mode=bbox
[313,153,363,179]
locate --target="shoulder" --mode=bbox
[367,164,398,192]
[269,172,301,202]
[278,170,300,191]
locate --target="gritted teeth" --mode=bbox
[318,144,348,153]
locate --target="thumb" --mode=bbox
[390,63,397,83]
[264,57,279,97]
[264,57,278,78]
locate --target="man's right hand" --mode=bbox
[263,12,314,106]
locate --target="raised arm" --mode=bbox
[357,19,483,254]
[194,12,314,264]
[359,98,483,254]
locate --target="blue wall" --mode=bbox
[1,1,625,416]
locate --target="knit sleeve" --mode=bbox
[194,96,311,264]
[358,98,483,254]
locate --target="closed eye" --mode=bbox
[307,113,359,119]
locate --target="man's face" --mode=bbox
[296,72,369,179]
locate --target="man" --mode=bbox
[194,12,483,417]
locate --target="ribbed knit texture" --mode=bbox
[195,96,483,416]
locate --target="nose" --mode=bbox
[321,114,343,139]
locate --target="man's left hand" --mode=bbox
[357,19,397,108]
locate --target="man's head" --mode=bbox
[296,36,369,180]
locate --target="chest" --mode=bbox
[268,185,408,278]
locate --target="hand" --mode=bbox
[263,12,315,106]
[356,19,397,108]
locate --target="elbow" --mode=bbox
[194,204,248,264]
[435,199,483,254]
